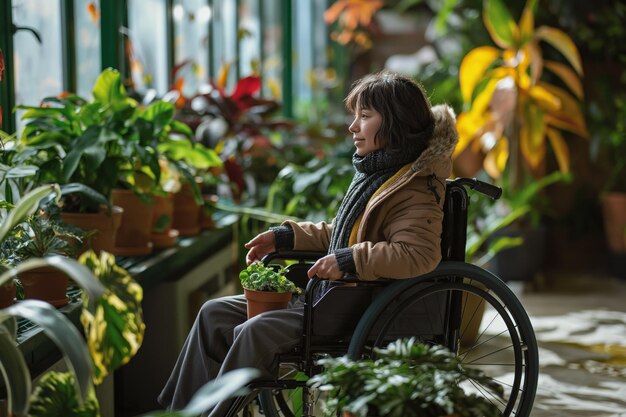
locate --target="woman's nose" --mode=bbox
[349,119,358,133]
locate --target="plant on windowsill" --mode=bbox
[239,261,301,319]
[308,338,504,417]
[0,203,86,307]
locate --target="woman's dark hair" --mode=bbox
[344,70,435,154]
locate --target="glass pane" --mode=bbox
[128,0,169,95]
[238,0,261,78]
[74,0,102,98]
[12,0,63,130]
[173,0,210,96]
[262,0,282,100]
[294,0,331,122]
[212,0,237,90]
[293,0,312,118]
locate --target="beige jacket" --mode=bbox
[284,104,458,280]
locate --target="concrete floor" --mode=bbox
[513,270,626,417]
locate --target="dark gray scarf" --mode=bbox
[328,147,422,254]
[314,146,423,302]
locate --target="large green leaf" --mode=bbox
[0,184,60,244]
[483,0,518,49]
[28,372,100,417]
[79,251,145,384]
[4,300,94,403]
[140,100,175,131]
[158,139,223,169]
[0,322,31,417]
[62,127,104,182]
[92,68,126,107]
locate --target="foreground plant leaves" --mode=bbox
[79,250,145,384]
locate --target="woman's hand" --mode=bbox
[244,230,276,265]
[307,254,343,281]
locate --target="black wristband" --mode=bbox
[270,225,294,251]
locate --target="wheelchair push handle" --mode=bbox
[448,177,502,200]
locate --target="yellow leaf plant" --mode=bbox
[456,0,588,191]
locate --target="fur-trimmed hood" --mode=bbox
[410,104,458,178]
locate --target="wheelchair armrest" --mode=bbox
[261,251,326,265]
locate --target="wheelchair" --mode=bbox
[226,177,539,417]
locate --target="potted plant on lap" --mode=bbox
[239,261,301,319]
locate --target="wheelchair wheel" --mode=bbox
[258,388,298,417]
[347,261,538,417]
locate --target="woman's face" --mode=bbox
[349,106,383,157]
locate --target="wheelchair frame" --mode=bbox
[225,178,539,417]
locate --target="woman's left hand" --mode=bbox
[307,254,343,281]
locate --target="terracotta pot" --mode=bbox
[151,194,179,249]
[172,182,202,236]
[601,192,626,253]
[0,281,16,308]
[61,205,124,255]
[243,289,293,319]
[112,189,154,256]
[19,266,69,307]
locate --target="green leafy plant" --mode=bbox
[266,141,354,222]
[28,371,100,417]
[0,208,86,267]
[589,93,626,193]
[466,171,571,266]
[239,261,301,295]
[309,338,504,417]
[78,250,145,385]
[17,68,215,211]
[0,129,38,204]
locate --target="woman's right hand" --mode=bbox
[244,230,276,265]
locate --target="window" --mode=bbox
[173,0,210,95]
[75,0,102,98]
[128,0,169,95]
[12,0,63,129]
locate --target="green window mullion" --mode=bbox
[258,0,264,78]
[61,0,77,93]
[100,0,126,71]
[0,0,16,133]
[166,0,175,86]
[281,0,292,118]
[208,0,215,81]
[235,0,240,82]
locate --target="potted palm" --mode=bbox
[308,338,504,417]
[239,261,301,319]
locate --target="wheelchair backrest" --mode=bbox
[440,181,469,262]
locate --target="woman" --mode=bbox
[158,70,458,416]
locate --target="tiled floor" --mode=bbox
[514,270,626,417]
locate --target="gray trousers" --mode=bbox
[158,294,304,416]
